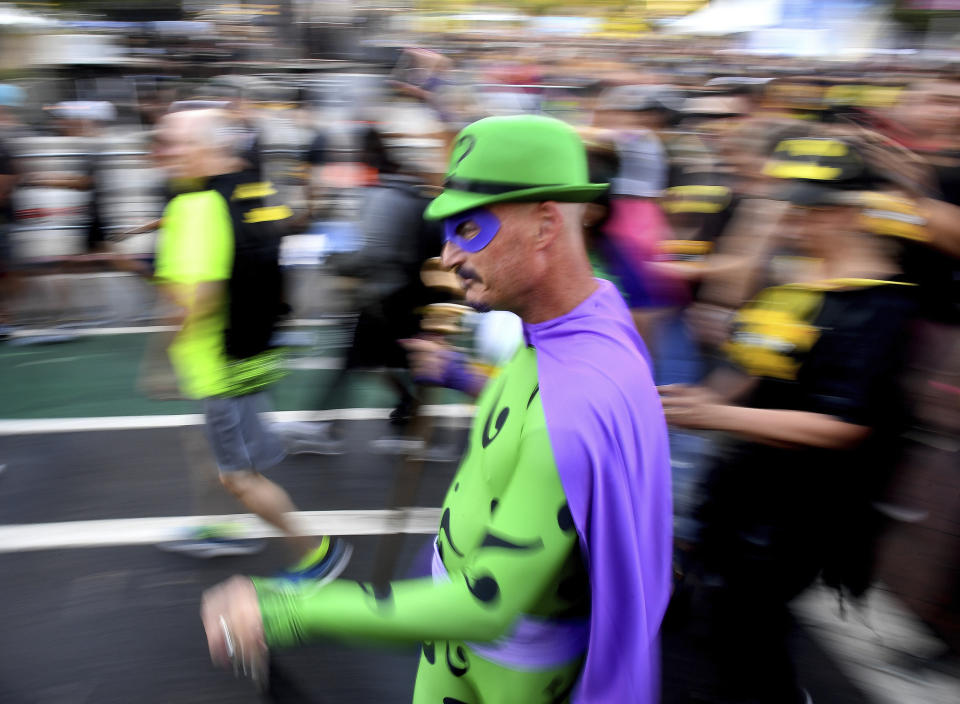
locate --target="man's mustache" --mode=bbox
[454,267,490,311]
[457,267,482,284]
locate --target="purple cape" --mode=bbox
[523,279,673,704]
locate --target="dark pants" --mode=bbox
[707,530,820,704]
[696,450,825,704]
[313,299,418,421]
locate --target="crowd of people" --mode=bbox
[1,36,959,704]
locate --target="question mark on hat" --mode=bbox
[453,134,476,169]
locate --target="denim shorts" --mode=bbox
[203,392,286,473]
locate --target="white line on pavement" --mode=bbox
[283,357,341,370]
[280,319,347,327]
[0,508,443,553]
[0,405,476,436]
[10,352,338,370]
[16,353,116,368]
[7,319,343,339]
[10,325,177,337]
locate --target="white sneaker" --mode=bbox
[274,421,345,456]
[273,420,326,439]
[417,444,462,463]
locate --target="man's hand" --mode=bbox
[111,218,161,240]
[157,281,224,323]
[387,80,432,101]
[854,128,936,197]
[685,303,735,348]
[201,576,266,670]
[401,337,453,385]
[658,384,725,430]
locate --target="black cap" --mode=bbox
[763,137,884,209]
[764,138,868,183]
[663,171,733,214]
[774,180,859,208]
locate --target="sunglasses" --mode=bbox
[443,208,502,253]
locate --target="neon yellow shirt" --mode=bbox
[155,188,282,399]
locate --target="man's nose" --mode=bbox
[441,241,465,270]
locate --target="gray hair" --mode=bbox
[167,105,244,156]
[201,112,246,155]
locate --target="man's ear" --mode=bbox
[534,201,564,251]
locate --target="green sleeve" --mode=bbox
[154,191,234,284]
[254,422,576,648]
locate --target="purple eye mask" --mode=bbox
[443,208,502,253]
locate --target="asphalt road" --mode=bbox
[0,329,900,704]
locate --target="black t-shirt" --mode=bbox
[306,131,327,167]
[701,280,918,592]
[82,153,107,250]
[209,171,286,359]
[0,138,17,226]
[894,155,960,323]
[933,154,960,206]
[899,240,958,323]
[235,124,264,182]
[726,281,915,425]
[917,159,960,323]
[658,176,737,300]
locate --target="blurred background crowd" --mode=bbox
[0,1,959,702]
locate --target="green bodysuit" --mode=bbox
[253,345,589,703]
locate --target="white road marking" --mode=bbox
[13,355,355,371]
[0,405,476,436]
[7,319,343,339]
[283,357,341,370]
[0,508,442,553]
[16,355,85,367]
[282,319,350,327]
[16,353,115,368]
[10,326,178,337]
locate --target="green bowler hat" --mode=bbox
[424,115,608,221]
